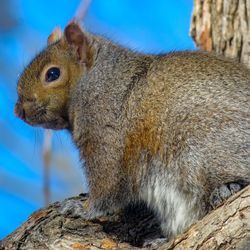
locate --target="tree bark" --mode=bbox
[1,187,250,250]
[1,1,250,249]
[190,0,250,68]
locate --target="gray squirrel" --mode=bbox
[15,21,250,240]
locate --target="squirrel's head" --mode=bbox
[15,21,95,129]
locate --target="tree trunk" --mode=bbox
[190,0,250,68]
[1,1,250,249]
[1,187,250,250]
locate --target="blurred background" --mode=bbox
[0,0,194,239]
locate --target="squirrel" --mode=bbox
[15,21,250,240]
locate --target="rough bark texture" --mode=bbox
[1,187,250,250]
[1,194,162,250]
[190,0,250,68]
[1,1,250,249]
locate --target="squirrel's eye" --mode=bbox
[45,67,61,82]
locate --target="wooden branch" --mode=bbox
[190,0,250,68]
[1,186,250,250]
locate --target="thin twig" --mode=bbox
[43,130,52,206]
[74,0,92,21]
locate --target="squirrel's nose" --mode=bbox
[14,102,26,120]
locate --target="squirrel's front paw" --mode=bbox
[58,199,89,218]
[58,198,106,220]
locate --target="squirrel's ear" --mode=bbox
[48,27,63,45]
[64,21,88,63]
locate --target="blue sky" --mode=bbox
[0,0,194,239]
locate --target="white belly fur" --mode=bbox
[139,158,200,237]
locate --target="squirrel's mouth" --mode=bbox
[15,101,69,130]
[14,101,26,120]
[15,101,46,123]
[14,101,46,127]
